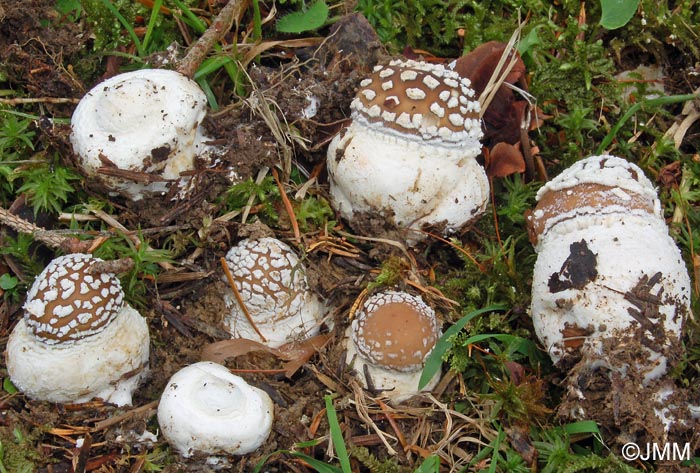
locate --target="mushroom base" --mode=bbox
[223,293,324,348]
[556,342,700,449]
[327,123,488,241]
[6,304,150,406]
[530,213,690,381]
[344,327,440,402]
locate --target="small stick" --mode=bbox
[0,206,89,252]
[220,256,267,342]
[176,0,243,79]
[271,167,300,243]
[376,398,408,452]
[0,97,80,105]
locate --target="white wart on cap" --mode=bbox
[6,253,150,405]
[528,155,691,382]
[70,69,214,200]
[345,290,441,400]
[157,361,274,457]
[327,59,488,240]
[223,238,324,348]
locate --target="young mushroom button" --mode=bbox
[223,237,324,348]
[327,59,487,241]
[345,291,441,401]
[70,69,217,200]
[5,253,150,405]
[157,362,274,458]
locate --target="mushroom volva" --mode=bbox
[70,69,216,200]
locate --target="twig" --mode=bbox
[0,206,89,252]
[0,97,80,105]
[91,400,159,432]
[220,256,267,342]
[176,0,244,78]
[271,167,300,243]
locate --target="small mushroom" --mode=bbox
[344,290,441,400]
[327,59,487,240]
[5,253,150,405]
[157,361,274,458]
[70,69,217,200]
[223,237,324,348]
[527,155,691,381]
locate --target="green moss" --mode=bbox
[0,424,47,472]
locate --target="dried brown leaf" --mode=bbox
[200,333,332,378]
[487,142,526,178]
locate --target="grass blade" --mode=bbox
[596,93,697,154]
[324,395,351,473]
[419,304,507,389]
[98,0,143,56]
[142,0,164,53]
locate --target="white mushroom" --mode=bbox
[527,155,691,382]
[344,290,441,401]
[70,69,216,200]
[327,59,487,241]
[157,361,274,458]
[222,237,324,348]
[6,253,150,405]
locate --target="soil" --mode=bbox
[0,1,699,472]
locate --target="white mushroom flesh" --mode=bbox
[327,59,487,239]
[157,362,274,457]
[223,238,324,348]
[6,254,149,405]
[345,291,441,400]
[528,155,691,382]
[70,69,214,200]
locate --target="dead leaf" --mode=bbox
[201,333,332,378]
[453,41,526,96]
[486,142,526,178]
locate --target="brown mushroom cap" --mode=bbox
[351,59,481,145]
[526,182,658,244]
[23,254,124,344]
[352,291,440,372]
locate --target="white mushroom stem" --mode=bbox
[157,362,274,457]
[6,304,149,405]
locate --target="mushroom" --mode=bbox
[5,253,150,405]
[527,155,691,382]
[344,290,441,400]
[157,361,273,458]
[222,237,324,348]
[327,59,487,240]
[70,69,217,200]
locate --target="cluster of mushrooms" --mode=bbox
[4,52,695,461]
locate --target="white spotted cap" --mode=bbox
[23,253,124,344]
[352,290,440,372]
[351,59,482,146]
[223,238,323,347]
